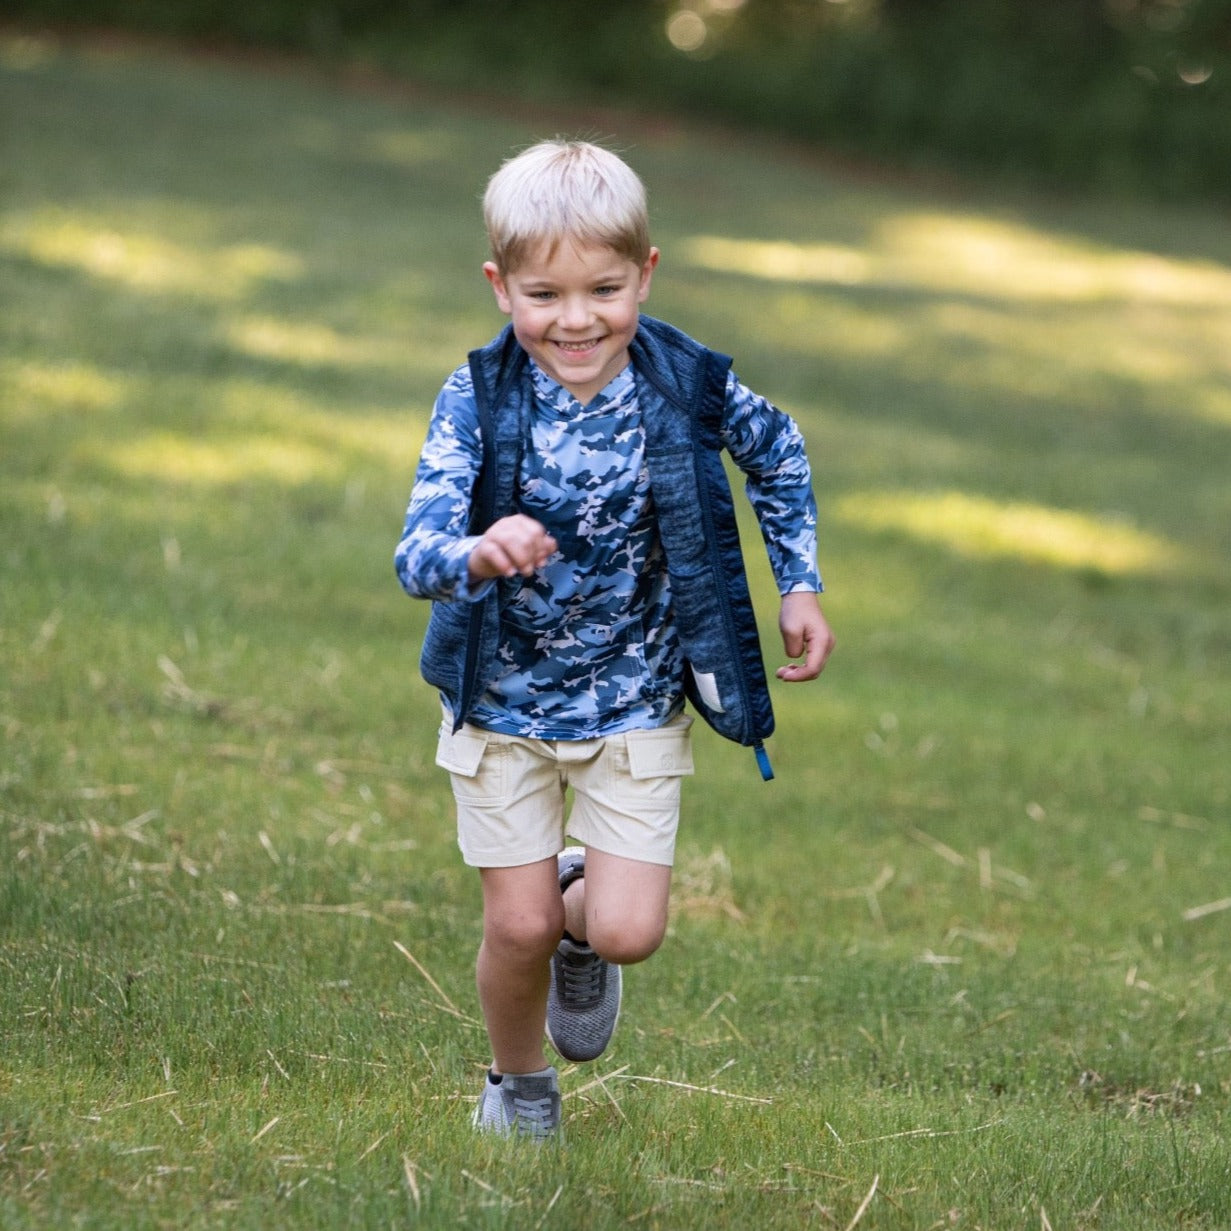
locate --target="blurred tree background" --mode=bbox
[7,0,1231,197]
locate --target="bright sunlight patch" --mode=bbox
[2,212,302,299]
[680,235,869,286]
[8,360,129,413]
[228,316,406,370]
[680,220,1231,307]
[835,490,1184,576]
[103,433,340,486]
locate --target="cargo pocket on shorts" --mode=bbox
[435,724,500,802]
[624,718,695,781]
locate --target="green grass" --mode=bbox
[3,28,1231,1231]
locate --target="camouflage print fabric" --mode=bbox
[394,358,820,741]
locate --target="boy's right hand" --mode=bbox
[468,515,558,582]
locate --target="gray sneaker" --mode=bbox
[545,847,622,1062]
[472,1067,561,1139]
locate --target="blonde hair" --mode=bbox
[483,140,651,274]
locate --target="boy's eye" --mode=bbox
[594,285,618,296]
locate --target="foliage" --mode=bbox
[5,0,1231,198]
[3,32,1231,1228]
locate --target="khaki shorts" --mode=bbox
[436,715,694,869]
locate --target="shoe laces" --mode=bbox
[558,944,604,1008]
[511,1095,556,1136]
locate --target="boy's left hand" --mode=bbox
[776,591,834,682]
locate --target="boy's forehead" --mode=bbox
[508,238,637,278]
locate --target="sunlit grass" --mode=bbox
[682,234,871,286]
[226,315,409,370]
[882,213,1231,307]
[5,359,131,412]
[96,392,424,487]
[835,489,1190,577]
[1,211,304,298]
[682,217,1231,306]
[101,432,341,486]
[680,219,1231,432]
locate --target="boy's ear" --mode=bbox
[637,248,660,303]
[483,262,513,314]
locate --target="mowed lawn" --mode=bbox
[2,30,1230,1231]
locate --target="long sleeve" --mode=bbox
[393,365,492,604]
[721,372,823,594]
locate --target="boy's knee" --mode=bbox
[485,901,565,959]
[588,917,666,966]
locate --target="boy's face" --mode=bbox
[484,240,658,406]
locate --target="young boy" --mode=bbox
[394,140,833,1139]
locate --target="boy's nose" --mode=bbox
[558,296,593,329]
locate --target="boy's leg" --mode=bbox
[546,847,671,1063]
[564,848,672,966]
[477,857,566,1075]
[562,717,691,963]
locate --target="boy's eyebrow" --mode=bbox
[516,267,634,288]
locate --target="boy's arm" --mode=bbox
[777,591,835,682]
[722,373,823,592]
[720,374,835,681]
[395,371,557,598]
[394,369,489,601]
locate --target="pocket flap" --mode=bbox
[625,721,695,780]
[435,725,489,777]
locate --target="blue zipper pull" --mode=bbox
[754,743,774,781]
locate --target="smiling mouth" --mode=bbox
[552,338,602,354]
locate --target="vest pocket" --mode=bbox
[688,667,725,714]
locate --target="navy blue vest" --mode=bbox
[419,315,776,779]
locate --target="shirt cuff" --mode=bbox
[779,575,824,597]
[445,536,496,603]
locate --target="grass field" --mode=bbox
[3,29,1231,1230]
